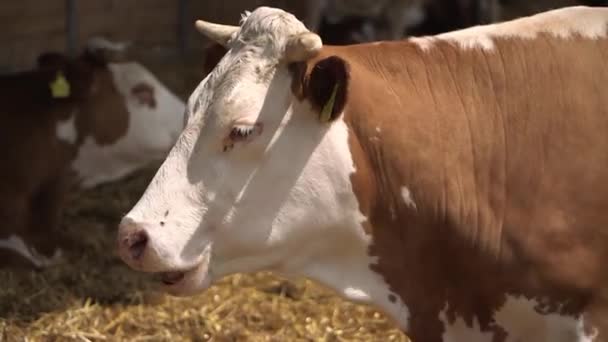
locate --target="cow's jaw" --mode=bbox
[157,243,213,296]
[293,238,411,331]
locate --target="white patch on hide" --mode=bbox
[72,137,147,188]
[440,295,598,342]
[400,186,416,210]
[411,6,608,51]
[440,305,494,342]
[280,116,411,330]
[55,111,78,145]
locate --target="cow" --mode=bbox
[308,0,429,43]
[308,0,501,45]
[312,0,606,45]
[117,6,608,341]
[0,38,185,269]
[62,38,186,189]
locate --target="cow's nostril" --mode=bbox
[126,230,148,261]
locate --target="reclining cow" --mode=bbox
[118,6,608,341]
[0,38,185,269]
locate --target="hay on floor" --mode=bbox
[0,164,408,342]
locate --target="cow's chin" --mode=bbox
[158,245,213,297]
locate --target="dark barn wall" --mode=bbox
[76,1,178,49]
[0,1,310,73]
[1,1,67,72]
[0,0,601,73]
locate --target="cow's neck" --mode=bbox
[278,215,412,331]
[339,53,521,338]
[342,104,508,339]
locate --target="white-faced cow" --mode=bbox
[118,6,608,341]
[0,38,185,269]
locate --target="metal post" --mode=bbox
[177,0,188,54]
[66,0,78,56]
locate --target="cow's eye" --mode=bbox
[230,125,255,140]
[224,123,263,152]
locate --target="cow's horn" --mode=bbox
[195,20,239,47]
[284,32,323,62]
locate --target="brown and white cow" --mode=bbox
[62,38,186,189]
[0,38,185,269]
[117,6,608,341]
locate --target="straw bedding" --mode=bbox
[0,164,408,342]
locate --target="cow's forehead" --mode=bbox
[236,7,308,47]
[186,63,269,130]
[187,7,308,126]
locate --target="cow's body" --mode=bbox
[118,6,608,341]
[1,40,185,269]
[319,11,608,339]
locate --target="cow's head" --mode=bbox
[117,7,367,297]
[40,38,187,188]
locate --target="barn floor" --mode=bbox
[0,163,407,342]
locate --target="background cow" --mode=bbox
[0,38,185,269]
[306,0,607,45]
[305,0,501,45]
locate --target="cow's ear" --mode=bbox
[60,60,95,101]
[83,37,130,67]
[38,56,94,102]
[305,56,350,123]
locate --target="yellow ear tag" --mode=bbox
[49,72,71,98]
[320,83,339,123]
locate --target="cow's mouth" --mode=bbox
[156,263,202,289]
[160,271,186,285]
[153,245,213,296]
